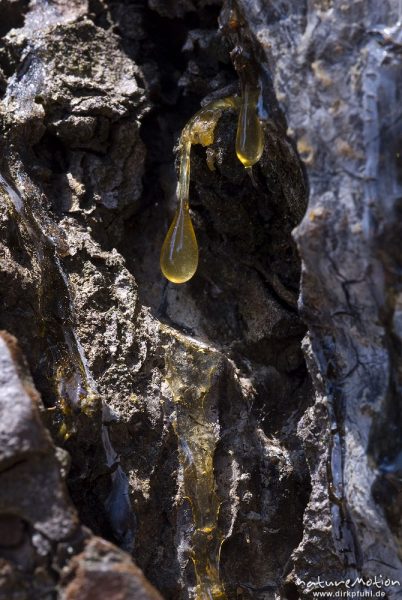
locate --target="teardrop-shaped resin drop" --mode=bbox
[235,86,264,168]
[160,201,199,283]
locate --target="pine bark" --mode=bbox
[0,1,400,599]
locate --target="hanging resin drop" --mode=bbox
[160,96,243,284]
[235,84,264,168]
[161,139,199,284]
[160,199,199,284]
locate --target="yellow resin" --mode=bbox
[160,99,237,284]
[165,333,227,600]
[236,84,264,168]
[160,198,199,284]
[160,90,264,283]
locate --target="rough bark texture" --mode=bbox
[0,0,401,599]
[0,331,162,600]
[248,0,402,592]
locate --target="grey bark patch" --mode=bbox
[0,331,161,599]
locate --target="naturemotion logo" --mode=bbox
[295,575,401,598]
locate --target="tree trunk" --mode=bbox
[0,0,400,599]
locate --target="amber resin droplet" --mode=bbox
[160,98,238,284]
[160,198,199,284]
[236,84,264,168]
[161,140,199,284]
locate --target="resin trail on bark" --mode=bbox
[160,97,237,285]
[0,168,95,431]
[165,329,227,600]
[0,167,137,551]
[161,86,264,284]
